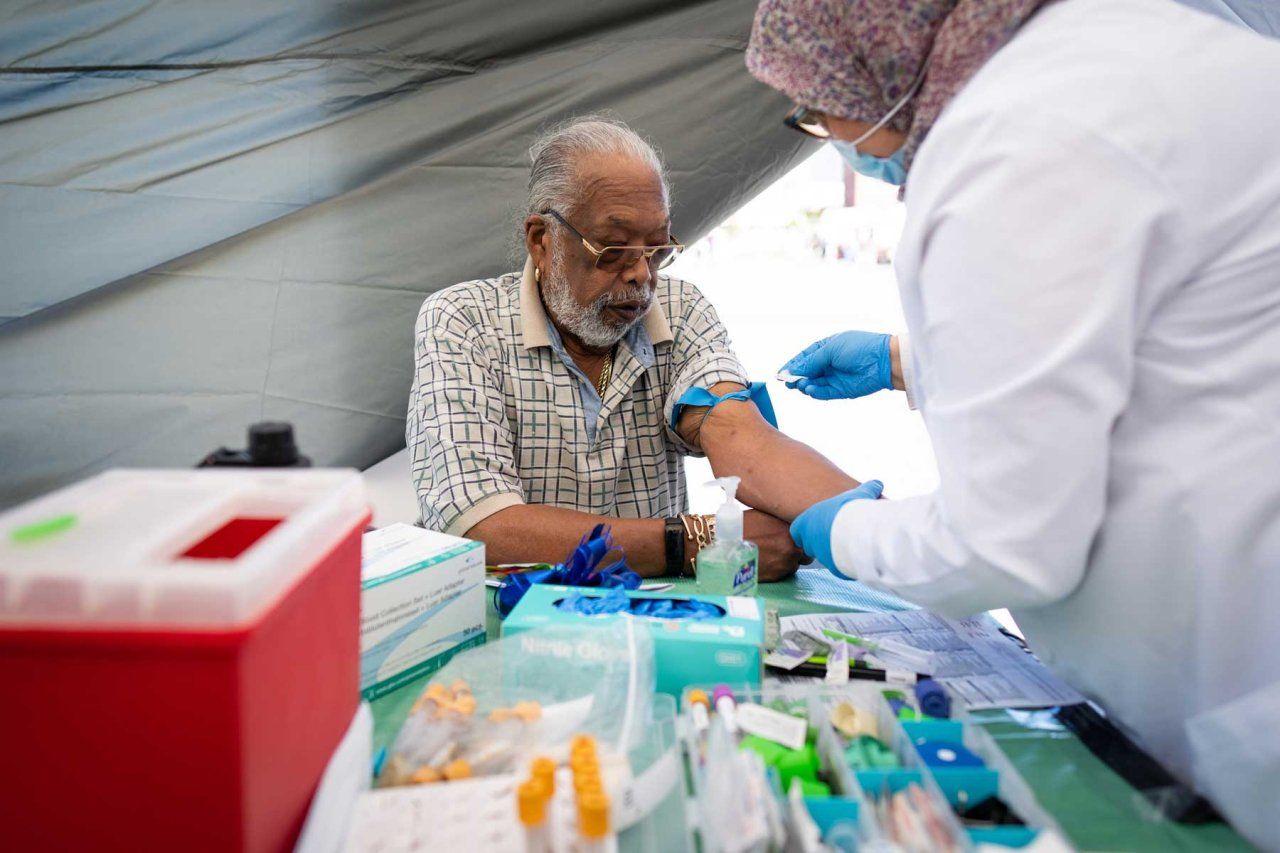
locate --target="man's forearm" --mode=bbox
[890,335,905,391]
[466,504,672,577]
[676,382,861,523]
[704,420,860,522]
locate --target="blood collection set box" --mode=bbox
[359,523,485,699]
[0,469,368,853]
[502,585,764,695]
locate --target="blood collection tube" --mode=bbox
[687,689,711,733]
[531,756,556,797]
[577,791,611,852]
[712,685,738,734]
[517,780,551,853]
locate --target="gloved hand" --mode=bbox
[789,480,884,572]
[779,331,893,400]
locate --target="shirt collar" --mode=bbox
[519,255,673,351]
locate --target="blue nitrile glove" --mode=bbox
[779,331,893,400]
[790,480,884,573]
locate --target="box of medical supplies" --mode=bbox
[784,682,1073,850]
[680,684,867,852]
[502,585,764,696]
[360,523,485,699]
[0,469,368,853]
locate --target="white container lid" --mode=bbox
[0,468,368,629]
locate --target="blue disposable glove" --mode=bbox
[779,331,893,400]
[790,480,884,572]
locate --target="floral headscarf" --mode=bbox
[746,0,1054,173]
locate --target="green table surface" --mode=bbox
[369,567,1252,851]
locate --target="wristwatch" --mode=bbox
[663,517,686,577]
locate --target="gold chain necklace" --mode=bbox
[595,349,614,398]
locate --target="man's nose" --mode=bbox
[621,251,654,287]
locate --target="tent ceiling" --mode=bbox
[0,0,817,507]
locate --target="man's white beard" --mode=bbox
[541,249,651,348]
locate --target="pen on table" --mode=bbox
[821,627,880,650]
[808,650,933,680]
[767,659,933,683]
[820,627,933,669]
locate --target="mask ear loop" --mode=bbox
[848,44,937,149]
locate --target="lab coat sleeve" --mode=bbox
[828,113,1188,615]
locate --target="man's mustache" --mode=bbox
[597,288,652,308]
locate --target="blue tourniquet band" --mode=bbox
[669,381,778,431]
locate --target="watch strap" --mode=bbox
[663,516,686,577]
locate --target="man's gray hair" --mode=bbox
[525,116,668,222]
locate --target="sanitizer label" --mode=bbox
[732,559,757,593]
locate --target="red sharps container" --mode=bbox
[0,469,369,852]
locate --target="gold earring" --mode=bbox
[535,267,541,283]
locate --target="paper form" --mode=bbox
[778,610,1084,710]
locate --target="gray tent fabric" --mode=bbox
[0,0,815,508]
[1174,0,1280,34]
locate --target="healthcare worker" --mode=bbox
[746,0,1280,847]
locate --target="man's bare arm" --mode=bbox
[466,501,804,581]
[677,382,861,522]
[468,505,667,576]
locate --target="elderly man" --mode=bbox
[407,117,864,578]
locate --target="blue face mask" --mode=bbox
[831,138,907,187]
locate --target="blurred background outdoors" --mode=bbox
[671,147,939,514]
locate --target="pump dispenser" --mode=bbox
[713,476,744,542]
[696,476,759,596]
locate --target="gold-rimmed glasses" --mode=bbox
[543,210,684,272]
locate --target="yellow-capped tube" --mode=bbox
[517,780,551,853]
[578,790,611,846]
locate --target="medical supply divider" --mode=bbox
[899,713,1070,848]
[612,693,696,851]
[680,681,1074,852]
[838,682,1071,851]
[680,683,799,852]
[807,683,969,851]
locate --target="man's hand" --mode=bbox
[744,509,805,582]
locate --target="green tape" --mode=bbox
[10,514,77,544]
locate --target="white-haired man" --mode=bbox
[407,117,867,578]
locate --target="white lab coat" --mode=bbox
[827,0,1280,847]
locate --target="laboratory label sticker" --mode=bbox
[736,702,807,750]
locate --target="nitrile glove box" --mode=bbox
[360,524,486,699]
[502,585,763,696]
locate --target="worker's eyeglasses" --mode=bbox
[543,210,684,272]
[783,105,831,140]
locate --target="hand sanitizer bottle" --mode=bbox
[696,477,759,597]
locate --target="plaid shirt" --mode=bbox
[407,258,748,535]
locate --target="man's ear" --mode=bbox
[524,214,550,273]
